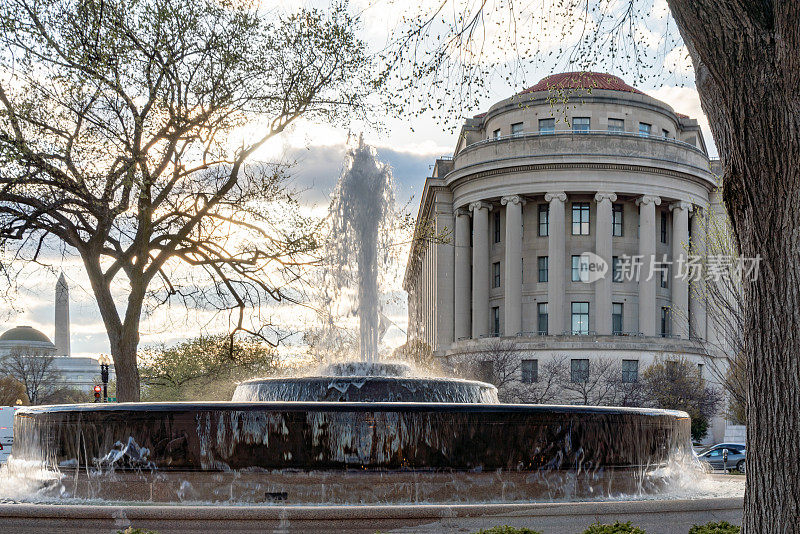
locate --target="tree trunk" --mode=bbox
[667,2,800,532]
[83,254,142,402]
[110,327,141,403]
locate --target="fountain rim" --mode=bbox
[15,401,690,419]
[237,375,497,387]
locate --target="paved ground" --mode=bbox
[0,497,743,534]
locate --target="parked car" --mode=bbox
[697,443,746,473]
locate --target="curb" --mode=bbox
[0,497,743,520]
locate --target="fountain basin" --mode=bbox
[233,376,499,403]
[13,402,689,471]
[9,402,691,502]
[233,362,499,403]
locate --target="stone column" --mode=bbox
[670,201,692,339]
[636,195,661,336]
[690,208,707,340]
[545,192,567,335]
[470,201,490,338]
[453,208,472,341]
[594,192,617,335]
[501,195,525,336]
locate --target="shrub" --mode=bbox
[118,528,159,534]
[688,521,741,534]
[582,521,646,534]
[472,527,542,534]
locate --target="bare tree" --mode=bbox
[642,357,722,440]
[560,357,621,406]
[0,376,27,405]
[0,349,64,405]
[0,0,376,400]
[608,376,648,408]
[445,339,522,399]
[511,355,569,404]
[691,193,747,421]
[384,1,800,528]
[446,342,568,404]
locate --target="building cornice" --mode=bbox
[447,161,714,196]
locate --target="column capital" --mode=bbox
[594,192,618,203]
[500,195,526,206]
[636,195,662,207]
[544,191,567,203]
[670,201,694,213]
[468,201,491,212]
[454,206,470,217]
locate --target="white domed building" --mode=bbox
[0,274,114,395]
[0,325,58,355]
[404,72,733,442]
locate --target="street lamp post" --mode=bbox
[98,354,110,403]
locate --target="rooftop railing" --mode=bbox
[466,129,706,154]
[561,330,598,336]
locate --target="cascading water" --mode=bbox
[327,136,395,362]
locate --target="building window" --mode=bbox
[571,302,590,334]
[494,211,501,243]
[538,256,548,283]
[539,118,555,134]
[608,118,624,133]
[661,307,670,337]
[612,203,624,236]
[493,128,501,139]
[521,359,538,383]
[639,122,651,137]
[493,261,501,288]
[612,256,623,282]
[660,263,669,288]
[571,255,585,282]
[492,306,500,335]
[662,128,670,138]
[621,359,639,383]
[538,204,549,236]
[511,122,524,137]
[612,303,624,334]
[571,358,589,383]
[661,211,668,243]
[537,302,548,334]
[572,202,590,235]
[572,117,590,132]
[521,258,524,284]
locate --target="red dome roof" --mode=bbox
[519,72,645,95]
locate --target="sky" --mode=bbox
[0,0,718,360]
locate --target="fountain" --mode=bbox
[3,140,694,505]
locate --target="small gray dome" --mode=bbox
[0,326,52,343]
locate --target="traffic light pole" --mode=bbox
[100,362,109,403]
